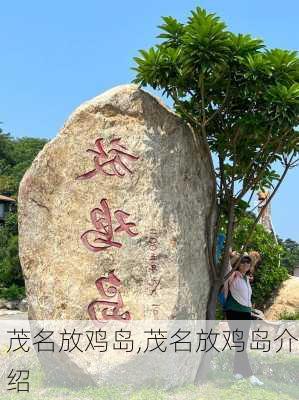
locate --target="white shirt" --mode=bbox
[229,273,252,307]
[225,259,252,307]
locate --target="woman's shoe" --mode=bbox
[249,375,264,386]
[233,373,243,380]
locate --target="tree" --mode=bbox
[279,238,299,274]
[0,131,48,196]
[0,129,47,299]
[133,7,299,320]
[0,211,23,294]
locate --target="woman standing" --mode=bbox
[224,254,264,386]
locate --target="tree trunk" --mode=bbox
[194,279,221,384]
[194,202,235,385]
[206,279,221,320]
[194,318,218,384]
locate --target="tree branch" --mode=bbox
[237,128,291,199]
[241,153,295,252]
[205,75,231,126]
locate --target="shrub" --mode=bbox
[233,217,289,310]
[278,310,299,320]
[0,284,25,300]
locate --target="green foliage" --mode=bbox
[233,217,288,308]
[133,6,299,220]
[0,234,23,287]
[211,351,299,393]
[279,238,299,274]
[133,7,299,154]
[0,129,47,299]
[0,210,24,292]
[0,284,25,300]
[1,363,298,400]
[0,129,47,196]
[133,7,298,318]
[278,310,299,320]
[2,211,18,235]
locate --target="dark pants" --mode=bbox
[225,309,253,377]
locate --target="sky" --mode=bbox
[1,1,298,241]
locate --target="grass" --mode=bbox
[0,379,298,400]
[278,310,299,320]
[0,349,298,399]
[0,368,298,400]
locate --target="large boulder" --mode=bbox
[19,84,215,322]
[18,84,215,387]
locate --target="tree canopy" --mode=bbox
[0,128,47,197]
[133,7,299,319]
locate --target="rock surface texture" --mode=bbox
[19,84,215,321]
[18,85,215,387]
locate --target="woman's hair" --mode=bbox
[231,255,252,272]
[231,257,241,271]
[248,251,262,273]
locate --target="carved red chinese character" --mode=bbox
[81,198,138,252]
[88,271,131,321]
[76,138,139,180]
